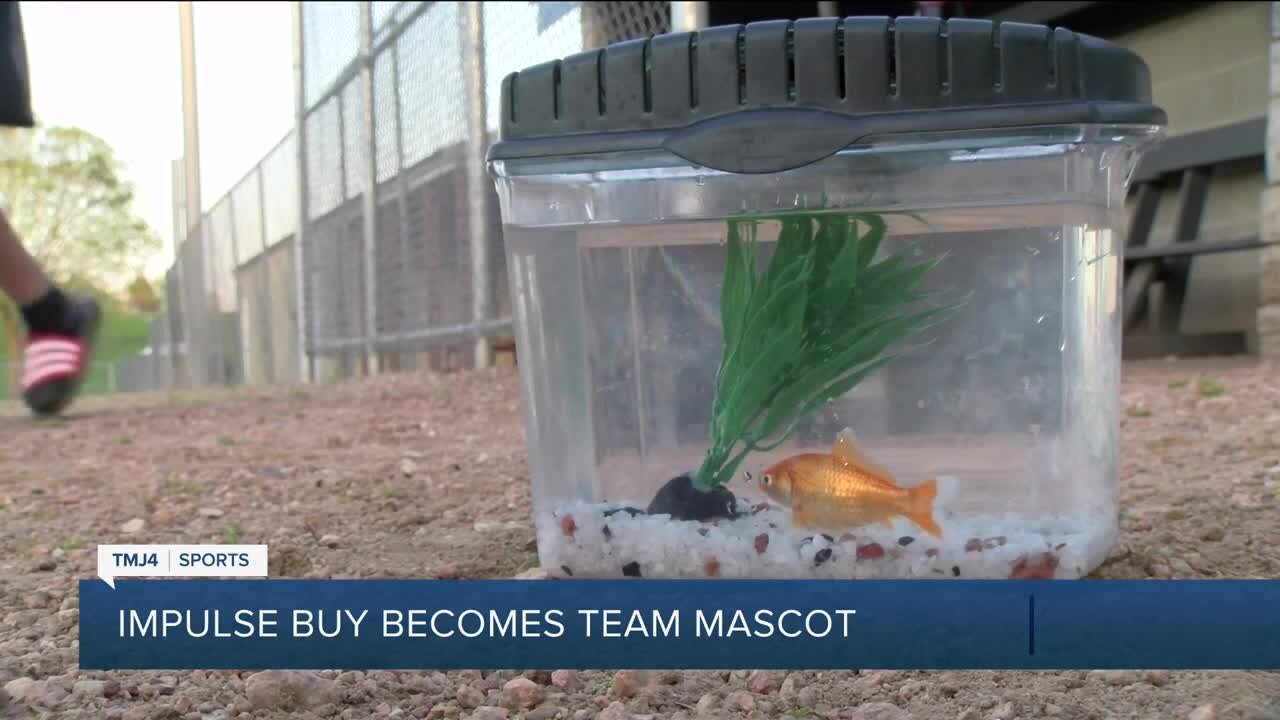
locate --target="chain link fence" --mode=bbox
[115,1,671,393]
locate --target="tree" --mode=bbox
[0,125,161,389]
[126,272,162,314]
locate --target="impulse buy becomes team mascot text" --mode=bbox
[120,608,858,640]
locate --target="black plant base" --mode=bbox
[645,473,739,522]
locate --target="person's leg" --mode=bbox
[0,210,82,334]
[0,210,100,416]
[0,210,51,305]
[0,2,99,417]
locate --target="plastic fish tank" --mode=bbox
[487,17,1165,580]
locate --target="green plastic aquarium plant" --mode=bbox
[693,209,965,492]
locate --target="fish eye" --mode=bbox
[762,474,772,486]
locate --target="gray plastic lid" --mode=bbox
[486,16,1166,174]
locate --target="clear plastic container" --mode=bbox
[488,17,1165,580]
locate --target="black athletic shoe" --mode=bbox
[20,293,101,417]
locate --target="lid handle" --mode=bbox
[663,107,865,174]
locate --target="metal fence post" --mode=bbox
[816,1,840,17]
[200,222,218,388]
[292,0,312,384]
[255,165,275,385]
[670,2,708,31]
[177,1,203,390]
[462,0,492,369]
[390,25,413,370]
[226,192,243,386]
[359,0,379,376]
[335,89,349,376]
[169,159,188,389]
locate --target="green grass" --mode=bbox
[1197,375,1226,398]
[163,473,212,497]
[587,675,612,694]
[517,551,539,571]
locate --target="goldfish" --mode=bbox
[753,430,948,540]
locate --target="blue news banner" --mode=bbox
[79,579,1280,670]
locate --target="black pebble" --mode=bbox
[602,525,612,540]
[603,506,645,518]
[898,536,915,546]
[622,561,642,577]
[697,528,709,537]
[560,565,574,577]
[814,548,833,566]
[951,566,961,577]
[646,474,738,522]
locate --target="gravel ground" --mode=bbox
[0,357,1278,720]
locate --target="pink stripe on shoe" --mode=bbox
[22,335,87,390]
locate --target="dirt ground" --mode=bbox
[1,357,1278,720]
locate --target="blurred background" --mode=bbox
[3,0,1270,398]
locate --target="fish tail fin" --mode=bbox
[903,477,943,540]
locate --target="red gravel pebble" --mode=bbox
[704,557,720,577]
[1010,552,1059,579]
[754,534,769,554]
[925,548,939,558]
[560,515,576,538]
[856,542,885,560]
[965,538,984,552]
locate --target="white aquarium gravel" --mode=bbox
[536,496,1114,580]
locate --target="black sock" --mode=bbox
[20,286,76,336]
